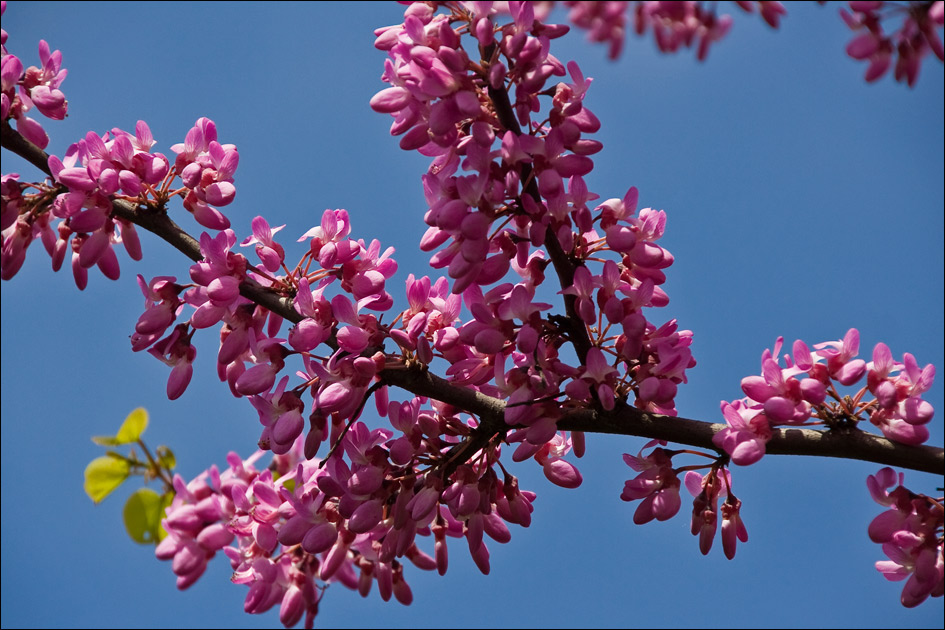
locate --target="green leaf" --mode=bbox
[115,407,149,444]
[156,445,176,471]
[84,456,131,504]
[123,488,166,544]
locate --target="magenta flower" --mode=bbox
[620,446,682,524]
[297,208,356,269]
[249,377,305,455]
[720,497,748,560]
[685,468,738,556]
[840,1,944,86]
[148,324,197,400]
[134,274,183,338]
[814,328,867,386]
[288,277,333,352]
[713,400,770,466]
[564,1,629,60]
[241,216,286,273]
[188,229,247,326]
[865,344,935,444]
[534,433,583,489]
[171,118,238,229]
[23,40,68,120]
[866,468,944,608]
[234,329,287,397]
[580,347,619,410]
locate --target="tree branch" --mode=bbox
[4,122,942,477]
[556,406,944,475]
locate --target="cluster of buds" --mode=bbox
[127,204,399,452]
[372,3,695,430]
[715,329,936,466]
[0,115,238,289]
[620,441,748,559]
[841,1,945,86]
[867,468,944,607]
[170,117,239,229]
[564,1,785,61]
[157,423,540,629]
[1,1,68,149]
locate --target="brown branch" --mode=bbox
[4,121,943,478]
[556,405,944,475]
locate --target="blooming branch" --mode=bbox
[2,1,942,626]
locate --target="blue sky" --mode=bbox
[2,2,942,628]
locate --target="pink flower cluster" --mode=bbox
[619,329,935,570]
[3,2,941,624]
[1,116,238,288]
[635,1,737,60]
[564,0,944,84]
[1,1,68,149]
[170,117,239,230]
[157,421,539,629]
[373,2,695,424]
[841,1,944,86]
[684,467,746,559]
[563,1,630,59]
[716,329,935,466]
[867,468,943,607]
[620,441,748,559]
[45,124,164,285]
[127,205,402,453]
[620,442,681,524]
[2,123,159,285]
[564,1,785,61]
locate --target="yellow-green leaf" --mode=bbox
[115,407,149,444]
[84,456,131,503]
[156,445,176,471]
[91,435,120,446]
[123,487,165,544]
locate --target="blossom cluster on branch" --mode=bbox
[716,330,936,466]
[562,0,944,86]
[1,1,943,627]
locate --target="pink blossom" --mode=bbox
[241,216,286,273]
[560,266,600,325]
[713,400,770,466]
[840,1,943,86]
[720,497,748,560]
[534,433,583,488]
[564,1,629,59]
[866,468,944,607]
[148,324,197,400]
[815,328,867,386]
[134,274,183,338]
[684,468,739,557]
[620,446,681,524]
[172,118,238,229]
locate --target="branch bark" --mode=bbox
[3,121,943,478]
